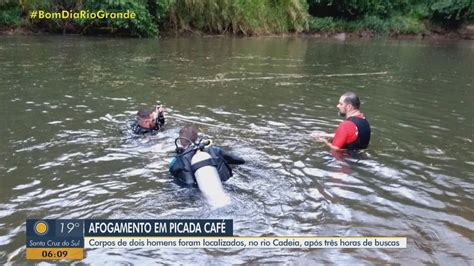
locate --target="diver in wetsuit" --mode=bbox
[131,105,165,135]
[169,126,245,187]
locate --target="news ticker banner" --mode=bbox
[26,219,406,260]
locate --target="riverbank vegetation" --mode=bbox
[1,0,473,37]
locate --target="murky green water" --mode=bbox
[0,35,473,264]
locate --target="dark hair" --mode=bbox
[342,91,360,109]
[179,126,198,147]
[137,108,154,119]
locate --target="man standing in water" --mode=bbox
[312,91,371,150]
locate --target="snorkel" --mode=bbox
[174,137,213,155]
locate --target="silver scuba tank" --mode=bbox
[191,150,230,207]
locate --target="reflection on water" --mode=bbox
[0,36,473,264]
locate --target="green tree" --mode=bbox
[430,0,472,27]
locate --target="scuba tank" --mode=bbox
[190,142,230,207]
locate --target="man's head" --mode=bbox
[337,91,360,117]
[178,126,198,148]
[137,108,156,129]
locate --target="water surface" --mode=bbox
[0,36,473,264]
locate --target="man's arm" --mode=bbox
[311,131,341,150]
[157,115,165,127]
[311,131,335,139]
[327,121,353,151]
[155,105,165,128]
[321,138,344,151]
[311,124,348,151]
[219,149,245,165]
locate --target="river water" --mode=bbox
[0,36,473,264]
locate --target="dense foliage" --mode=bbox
[0,1,21,26]
[167,0,308,34]
[78,0,162,36]
[430,0,472,27]
[0,0,472,36]
[307,0,473,32]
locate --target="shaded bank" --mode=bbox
[2,24,474,40]
[0,0,473,38]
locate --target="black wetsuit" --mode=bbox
[169,146,245,187]
[131,115,165,135]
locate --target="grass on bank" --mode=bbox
[0,3,21,27]
[167,0,309,35]
[0,0,310,36]
[309,15,427,35]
